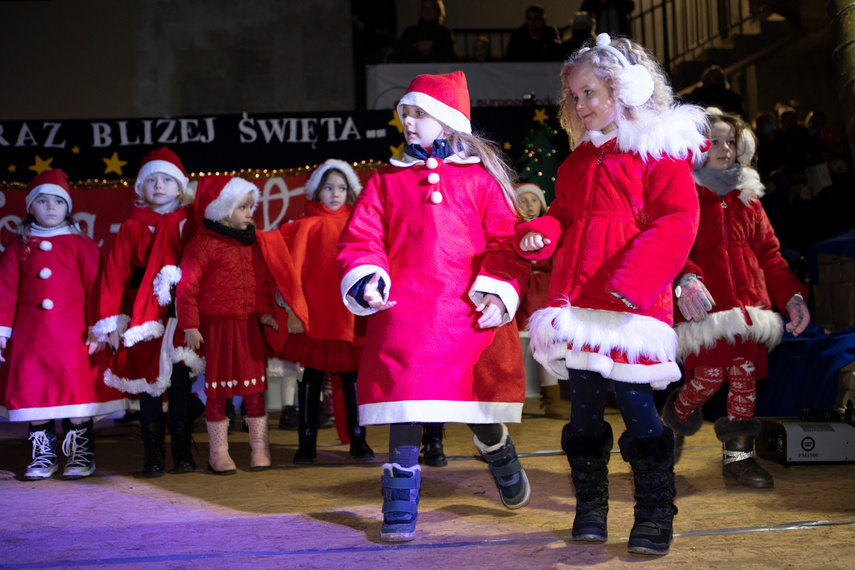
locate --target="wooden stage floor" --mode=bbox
[1,399,854,569]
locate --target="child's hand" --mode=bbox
[475,293,506,329]
[0,336,6,362]
[85,331,106,355]
[676,274,715,321]
[786,294,810,336]
[519,232,551,252]
[286,310,304,334]
[364,272,396,311]
[185,330,203,351]
[260,313,279,332]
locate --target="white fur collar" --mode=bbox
[390,153,481,168]
[581,104,708,163]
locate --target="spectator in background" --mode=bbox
[683,65,745,118]
[506,4,562,62]
[391,0,456,63]
[471,35,492,62]
[561,12,597,57]
[580,0,635,38]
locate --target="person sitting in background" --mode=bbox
[506,4,562,62]
[391,0,456,63]
[471,35,492,62]
[683,65,746,118]
[561,12,597,57]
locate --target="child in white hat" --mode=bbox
[338,71,531,542]
[0,169,125,480]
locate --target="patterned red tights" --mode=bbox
[674,357,757,423]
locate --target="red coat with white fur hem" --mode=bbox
[514,106,706,388]
[674,179,808,365]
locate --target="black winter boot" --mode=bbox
[62,419,96,479]
[169,421,196,473]
[342,373,374,460]
[421,422,447,467]
[660,388,703,463]
[561,422,613,542]
[25,422,59,480]
[619,428,678,556]
[141,422,166,478]
[473,425,531,509]
[714,417,773,488]
[293,372,322,464]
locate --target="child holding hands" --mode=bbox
[0,169,125,479]
[338,72,531,542]
[176,175,278,474]
[515,34,707,555]
[661,108,809,488]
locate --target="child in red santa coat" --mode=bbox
[258,159,373,463]
[93,148,200,477]
[515,34,707,555]
[338,71,531,542]
[0,169,125,479]
[661,107,809,488]
[177,175,279,474]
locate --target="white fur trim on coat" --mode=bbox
[204,178,260,222]
[154,265,182,306]
[171,346,206,374]
[104,368,170,397]
[528,304,678,383]
[360,400,523,425]
[591,104,708,164]
[675,305,784,362]
[122,320,165,347]
[93,314,131,342]
[469,275,520,326]
[340,265,391,316]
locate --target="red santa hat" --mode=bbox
[194,175,261,222]
[515,183,547,211]
[135,147,190,197]
[397,71,472,135]
[26,169,73,212]
[304,159,363,199]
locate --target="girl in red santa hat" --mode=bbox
[93,147,200,478]
[661,107,809,488]
[258,159,373,463]
[0,169,125,479]
[337,71,531,542]
[515,34,708,555]
[514,183,569,420]
[176,175,279,475]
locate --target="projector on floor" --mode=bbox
[756,412,855,466]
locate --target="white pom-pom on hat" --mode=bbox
[39,268,52,279]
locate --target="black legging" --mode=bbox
[388,422,504,467]
[139,363,192,426]
[566,368,663,438]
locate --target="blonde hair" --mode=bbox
[445,129,521,216]
[706,108,758,167]
[559,37,673,148]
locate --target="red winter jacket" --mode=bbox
[674,177,808,361]
[177,225,274,331]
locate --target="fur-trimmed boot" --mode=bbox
[473,424,531,510]
[206,419,236,475]
[141,422,166,478]
[619,428,678,556]
[62,419,96,479]
[714,417,773,488]
[380,463,421,542]
[25,422,59,480]
[246,415,271,471]
[660,388,703,463]
[421,422,447,467]
[561,422,612,542]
